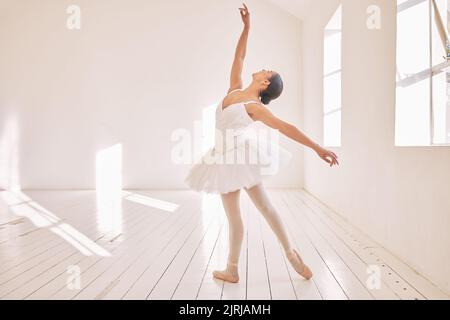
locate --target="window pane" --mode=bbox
[396,0,430,76]
[396,0,431,146]
[324,32,342,75]
[432,71,449,144]
[396,78,431,146]
[323,5,342,148]
[324,5,342,75]
[324,111,342,147]
[324,72,341,114]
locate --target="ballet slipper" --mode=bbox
[287,249,313,280]
[213,262,240,283]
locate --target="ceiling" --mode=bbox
[266,0,314,20]
[0,0,315,21]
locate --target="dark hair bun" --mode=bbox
[260,73,283,105]
[261,94,271,105]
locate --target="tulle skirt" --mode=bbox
[184,134,292,194]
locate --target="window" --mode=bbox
[323,5,342,147]
[396,0,450,146]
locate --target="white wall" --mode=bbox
[303,0,450,293]
[0,0,303,190]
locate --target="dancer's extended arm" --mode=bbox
[228,3,250,94]
[246,103,339,167]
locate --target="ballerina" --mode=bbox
[185,3,339,283]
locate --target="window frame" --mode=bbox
[396,0,450,146]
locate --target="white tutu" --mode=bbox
[184,132,292,194]
[184,92,293,194]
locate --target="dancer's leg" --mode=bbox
[244,183,292,252]
[212,189,243,283]
[244,183,313,280]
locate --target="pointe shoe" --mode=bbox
[212,262,240,283]
[287,249,313,280]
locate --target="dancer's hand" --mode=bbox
[315,145,339,167]
[239,3,250,28]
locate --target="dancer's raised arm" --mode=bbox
[228,3,250,94]
[246,103,339,167]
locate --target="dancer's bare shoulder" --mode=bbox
[244,102,288,130]
[244,102,269,120]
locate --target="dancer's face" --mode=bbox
[252,69,276,87]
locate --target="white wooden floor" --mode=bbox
[0,189,448,300]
